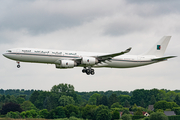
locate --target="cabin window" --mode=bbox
[6,50,12,52]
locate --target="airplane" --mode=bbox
[3,36,176,75]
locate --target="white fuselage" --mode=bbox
[3,48,158,68]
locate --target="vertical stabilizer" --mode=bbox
[146,36,171,57]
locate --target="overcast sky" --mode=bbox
[0,0,180,92]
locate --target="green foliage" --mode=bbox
[59,95,75,107]
[118,95,131,105]
[166,91,176,102]
[150,95,156,105]
[49,106,66,119]
[88,93,100,105]
[121,114,132,120]
[111,102,122,108]
[124,100,130,108]
[123,109,130,115]
[168,115,180,120]
[174,95,180,106]
[96,109,112,120]
[20,111,26,118]
[154,100,178,110]
[132,115,145,120]
[134,108,142,115]
[111,110,120,120]
[16,97,25,104]
[143,117,149,120]
[21,100,37,111]
[149,112,168,120]
[51,83,75,96]
[39,109,49,118]
[109,93,118,107]
[25,110,33,118]
[172,107,180,115]
[6,111,20,118]
[64,104,80,118]
[97,95,108,106]
[82,104,96,119]
[94,105,110,120]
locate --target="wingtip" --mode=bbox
[125,47,132,53]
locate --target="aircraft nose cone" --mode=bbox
[3,53,7,57]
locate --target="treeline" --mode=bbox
[0,83,180,120]
[0,89,40,100]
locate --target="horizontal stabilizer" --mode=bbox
[152,56,177,61]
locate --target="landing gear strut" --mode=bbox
[17,62,20,68]
[82,67,95,75]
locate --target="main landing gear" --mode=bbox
[17,62,20,68]
[82,67,95,75]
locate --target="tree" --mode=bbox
[1,103,22,115]
[174,95,180,106]
[140,99,145,108]
[134,108,143,115]
[21,101,37,111]
[29,91,40,104]
[88,93,100,105]
[16,97,25,104]
[112,110,120,120]
[166,91,176,102]
[64,104,80,118]
[49,106,66,119]
[96,109,112,120]
[109,93,118,107]
[39,109,49,118]
[149,112,168,120]
[124,100,130,108]
[150,95,156,105]
[154,101,178,110]
[99,95,108,106]
[6,111,20,118]
[121,114,132,120]
[118,95,131,105]
[59,95,75,107]
[51,83,75,95]
[82,104,96,119]
[20,111,26,118]
[122,109,130,115]
[94,105,109,120]
[111,102,122,108]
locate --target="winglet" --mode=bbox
[125,47,132,53]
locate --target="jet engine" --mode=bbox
[81,57,98,65]
[56,60,76,69]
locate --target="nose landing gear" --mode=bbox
[82,67,95,75]
[17,62,20,68]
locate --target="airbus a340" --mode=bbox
[3,36,176,75]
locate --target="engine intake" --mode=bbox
[81,57,98,65]
[56,60,76,69]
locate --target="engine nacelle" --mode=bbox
[56,60,76,69]
[81,57,98,65]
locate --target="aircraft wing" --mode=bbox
[151,56,177,61]
[95,47,132,62]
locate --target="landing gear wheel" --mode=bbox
[17,65,20,68]
[82,69,86,73]
[86,69,90,75]
[91,70,95,75]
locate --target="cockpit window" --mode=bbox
[6,50,12,52]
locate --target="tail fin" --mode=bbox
[146,36,171,57]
